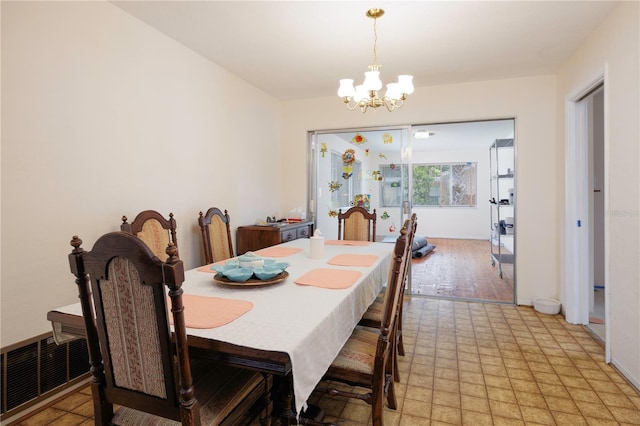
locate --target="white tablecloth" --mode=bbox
[55,238,393,416]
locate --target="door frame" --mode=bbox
[308,121,515,301]
[563,69,609,360]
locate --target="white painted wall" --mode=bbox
[555,2,640,387]
[281,76,557,306]
[1,2,282,347]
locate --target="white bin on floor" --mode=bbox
[533,298,561,315]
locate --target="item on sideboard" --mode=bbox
[310,230,325,259]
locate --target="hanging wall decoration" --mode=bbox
[365,148,370,156]
[354,194,371,211]
[320,142,328,158]
[381,211,390,220]
[383,132,393,144]
[342,148,356,163]
[342,148,356,180]
[328,209,339,218]
[328,181,342,192]
[372,170,382,181]
[378,153,387,160]
[351,133,367,144]
[389,223,396,233]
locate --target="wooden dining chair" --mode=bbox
[67,232,272,425]
[337,206,377,241]
[198,207,234,264]
[121,210,177,260]
[359,214,417,383]
[315,220,411,426]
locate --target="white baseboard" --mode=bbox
[611,356,640,393]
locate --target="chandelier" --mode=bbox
[337,8,414,113]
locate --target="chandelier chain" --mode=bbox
[372,17,378,65]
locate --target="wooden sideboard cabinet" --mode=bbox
[236,221,314,254]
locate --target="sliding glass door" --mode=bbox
[309,119,516,303]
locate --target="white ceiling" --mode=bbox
[111,1,617,101]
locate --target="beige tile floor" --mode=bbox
[13,297,640,425]
[308,297,640,425]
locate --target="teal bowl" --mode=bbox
[224,267,254,282]
[270,262,289,270]
[253,267,283,280]
[211,264,237,278]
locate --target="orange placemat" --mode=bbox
[294,268,362,290]
[327,254,379,267]
[168,294,253,329]
[324,240,372,246]
[255,247,304,257]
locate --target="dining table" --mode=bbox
[47,237,394,422]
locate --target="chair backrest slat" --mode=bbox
[97,256,167,398]
[198,208,234,264]
[338,206,377,242]
[121,210,177,260]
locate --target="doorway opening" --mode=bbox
[564,75,608,357]
[586,85,606,341]
[309,119,516,303]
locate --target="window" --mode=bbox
[413,163,477,206]
[331,151,362,208]
[380,162,477,207]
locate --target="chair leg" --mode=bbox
[384,339,398,411]
[371,382,385,426]
[386,372,397,411]
[393,346,400,383]
[397,297,405,357]
[393,308,402,383]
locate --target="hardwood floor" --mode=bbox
[410,238,514,302]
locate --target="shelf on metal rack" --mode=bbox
[491,253,514,264]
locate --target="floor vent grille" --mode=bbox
[1,333,89,420]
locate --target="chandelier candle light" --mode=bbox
[337,8,414,113]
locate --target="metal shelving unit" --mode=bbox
[489,138,515,278]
